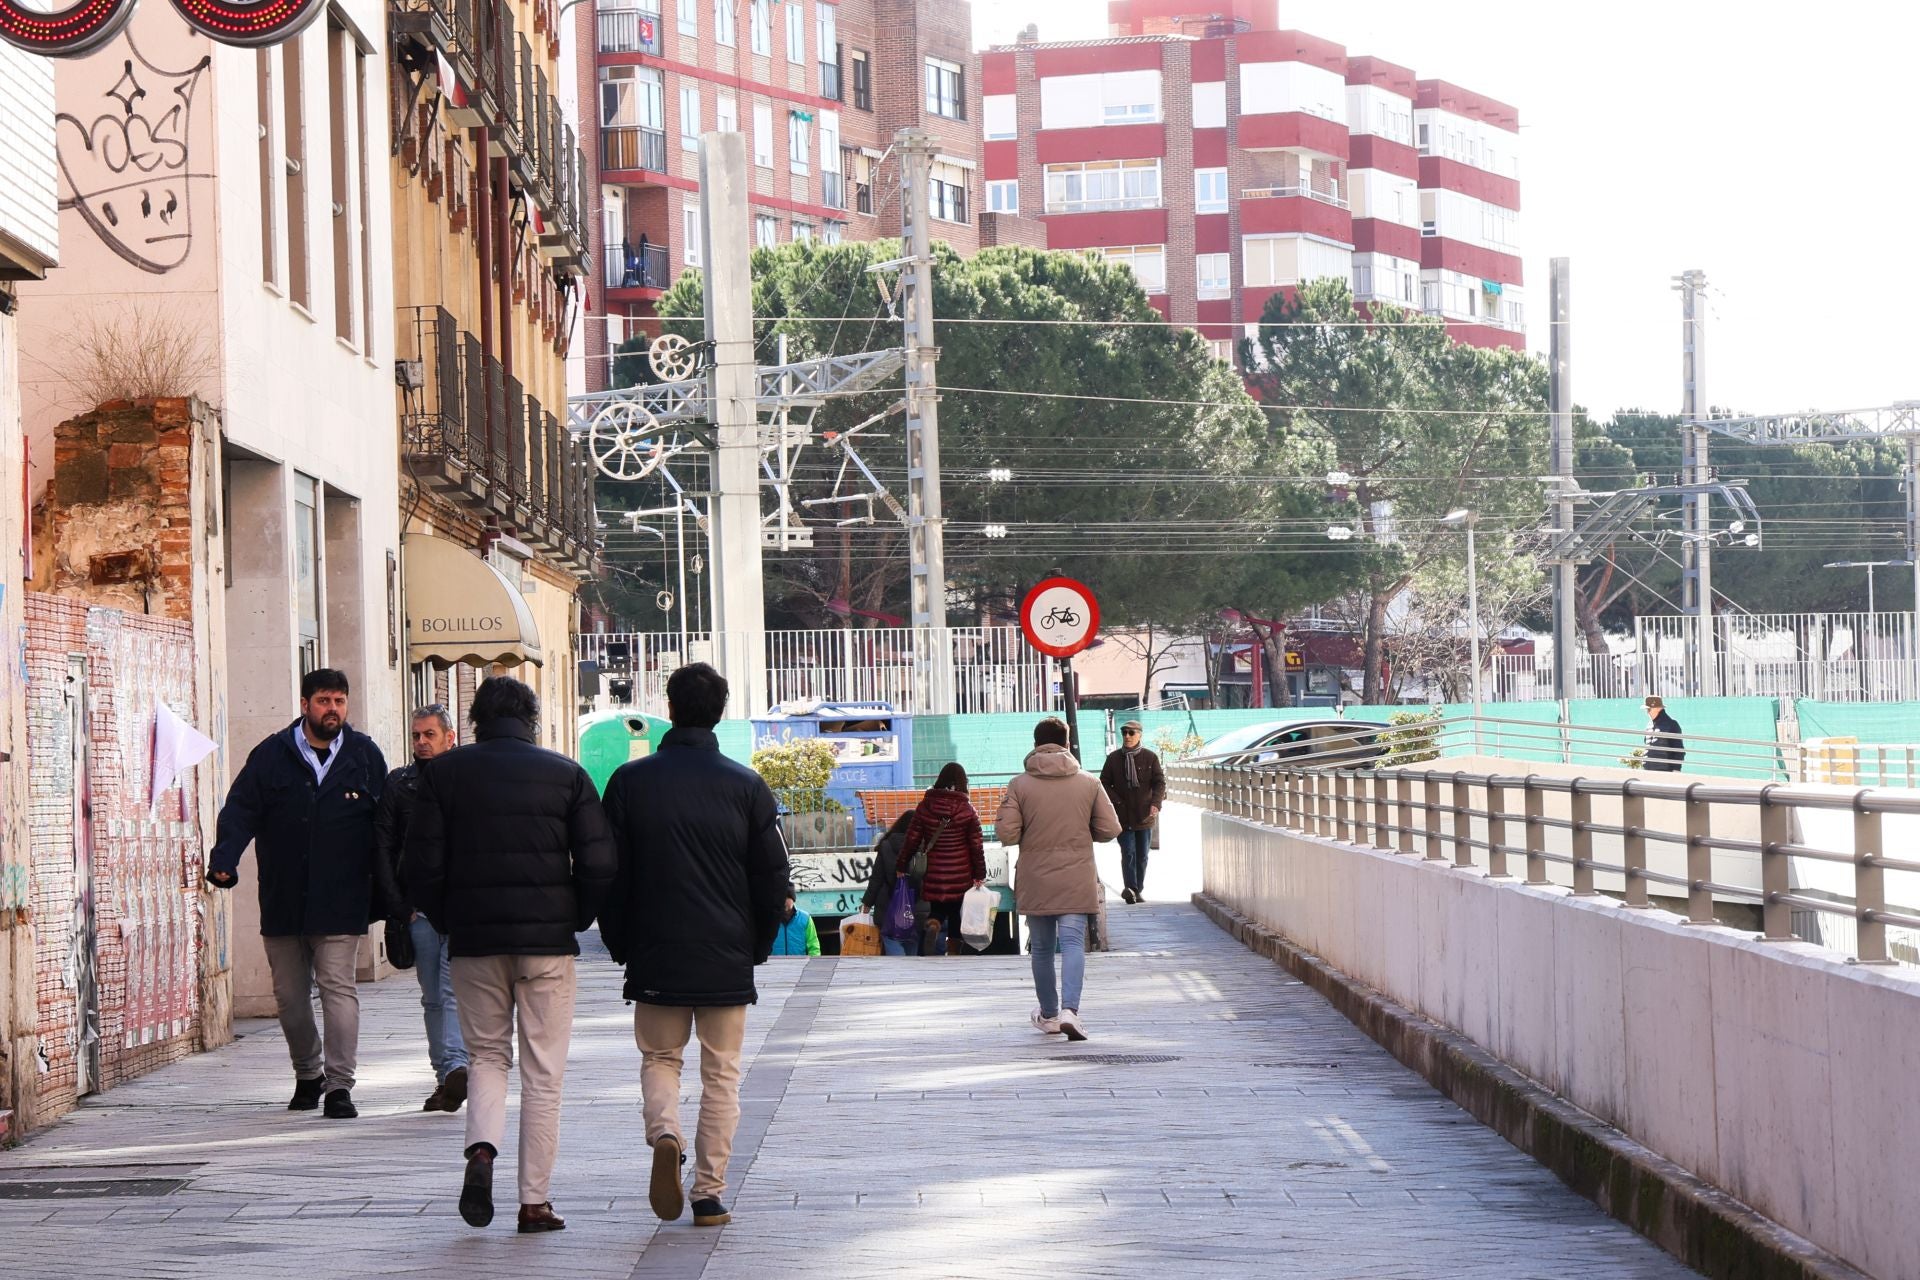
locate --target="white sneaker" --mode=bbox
[1029,1007,1061,1034]
[1057,1009,1088,1041]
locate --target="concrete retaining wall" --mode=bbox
[1202,812,1920,1280]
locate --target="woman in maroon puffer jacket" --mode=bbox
[900,762,987,955]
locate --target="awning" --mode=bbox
[403,534,544,669]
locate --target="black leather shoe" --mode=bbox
[691,1197,731,1226]
[441,1067,468,1110]
[322,1089,358,1119]
[649,1134,685,1221]
[460,1149,495,1228]
[288,1077,325,1111]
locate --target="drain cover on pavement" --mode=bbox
[1048,1053,1183,1065]
[0,1178,187,1199]
[1253,1061,1343,1069]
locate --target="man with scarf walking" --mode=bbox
[1100,722,1165,904]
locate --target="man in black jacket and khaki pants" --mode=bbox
[403,676,616,1235]
[600,663,790,1229]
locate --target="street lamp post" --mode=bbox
[1443,509,1482,730]
[1822,559,1913,618]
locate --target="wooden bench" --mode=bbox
[856,786,1008,835]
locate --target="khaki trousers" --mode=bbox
[262,934,361,1092]
[634,1004,747,1201]
[450,954,577,1205]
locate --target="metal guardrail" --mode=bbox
[1168,736,1920,966]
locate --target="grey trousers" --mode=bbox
[263,934,362,1092]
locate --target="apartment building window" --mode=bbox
[1196,253,1229,300]
[1195,168,1228,214]
[1043,159,1159,214]
[326,21,355,344]
[1482,204,1517,250]
[678,0,696,35]
[1373,100,1411,145]
[1244,235,1349,288]
[257,50,277,287]
[755,213,778,246]
[785,0,804,63]
[1093,244,1166,293]
[928,160,968,223]
[1208,339,1235,366]
[818,109,842,206]
[821,220,843,244]
[1420,191,1437,237]
[714,0,734,45]
[1102,75,1158,123]
[683,202,703,265]
[816,5,838,98]
[717,93,738,132]
[986,179,1017,214]
[294,473,322,671]
[749,0,770,54]
[680,83,700,150]
[791,221,812,243]
[753,102,773,166]
[925,57,964,120]
[282,35,311,310]
[982,95,1015,141]
[851,49,871,111]
[1416,120,1430,154]
[354,44,373,356]
[1039,70,1161,129]
[788,112,810,174]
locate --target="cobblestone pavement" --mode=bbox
[1,826,1696,1279]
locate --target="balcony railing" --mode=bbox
[1043,192,1161,215]
[602,124,666,173]
[604,240,669,291]
[821,171,845,211]
[398,306,596,565]
[1241,184,1348,209]
[598,7,660,54]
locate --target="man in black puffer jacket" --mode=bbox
[402,676,615,1237]
[600,662,790,1231]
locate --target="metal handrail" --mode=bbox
[1170,753,1920,966]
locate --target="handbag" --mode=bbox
[384,916,417,970]
[905,813,954,882]
[839,913,883,957]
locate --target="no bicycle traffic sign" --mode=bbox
[1019,577,1100,659]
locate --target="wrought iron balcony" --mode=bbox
[398,306,596,570]
[604,240,669,291]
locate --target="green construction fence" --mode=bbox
[1795,700,1920,744]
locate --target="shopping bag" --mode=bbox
[882,876,918,941]
[959,885,997,952]
[839,913,883,957]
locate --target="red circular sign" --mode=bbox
[1019,577,1100,659]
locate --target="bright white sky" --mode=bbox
[971,1,1920,421]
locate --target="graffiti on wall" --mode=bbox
[54,32,209,274]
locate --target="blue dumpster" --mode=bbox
[752,701,914,845]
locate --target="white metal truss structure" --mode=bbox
[1699,402,1920,446]
[1537,481,1763,566]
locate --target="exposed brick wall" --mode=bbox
[20,593,228,1133]
[31,399,213,621]
[977,212,1046,250]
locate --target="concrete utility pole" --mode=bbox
[1549,259,1577,702]
[896,127,953,713]
[1675,269,1714,696]
[700,132,770,715]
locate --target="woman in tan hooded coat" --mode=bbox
[996,717,1121,1041]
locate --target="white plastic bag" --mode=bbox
[960,886,997,952]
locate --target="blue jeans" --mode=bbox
[1027,913,1087,1018]
[410,915,468,1079]
[1117,828,1151,894]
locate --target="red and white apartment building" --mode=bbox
[980,0,1525,359]
[574,0,979,389]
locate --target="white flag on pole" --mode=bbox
[152,701,218,810]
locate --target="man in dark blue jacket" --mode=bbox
[207,668,391,1120]
[600,662,790,1230]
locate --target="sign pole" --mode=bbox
[1061,655,1081,760]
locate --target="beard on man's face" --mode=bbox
[305,710,345,741]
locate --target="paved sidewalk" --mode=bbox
[1,879,1694,1277]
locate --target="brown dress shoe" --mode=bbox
[518,1202,566,1233]
[422,1085,448,1112]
